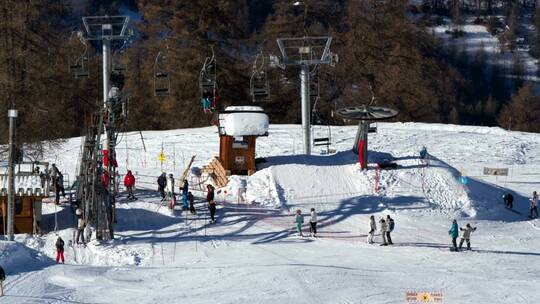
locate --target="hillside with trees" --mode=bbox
[1,0,540,146]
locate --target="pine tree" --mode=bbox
[498,83,540,132]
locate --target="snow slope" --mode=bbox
[1,122,539,304]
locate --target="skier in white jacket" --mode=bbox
[458,223,477,250]
[379,218,388,246]
[367,215,376,244]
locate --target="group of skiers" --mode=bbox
[157,172,210,219]
[294,208,318,237]
[367,215,395,246]
[448,220,477,251]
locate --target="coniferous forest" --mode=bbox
[1,0,540,145]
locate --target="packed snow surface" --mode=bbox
[1,122,539,304]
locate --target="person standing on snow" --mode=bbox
[379,218,388,246]
[181,180,189,210]
[166,174,176,208]
[0,265,5,297]
[309,208,317,237]
[459,223,477,250]
[295,209,304,236]
[529,191,538,219]
[449,220,459,251]
[157,173,167,200]
[367,215,376,244]
[419,146,428,165]
[75,208,85,245]
[49,164,60,192]
[503,192,514,209]
[207,184,216,223]
[124,170,136,200]
[55,236,65,264]
[188,192,196,214]
[386,215,395,245]
[55,172,65,205]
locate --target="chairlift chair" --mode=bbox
[311,110,332,154]
[153,51,171,97]
[199,47,218,112]
[250,53,270,103]
[69,31,90,78]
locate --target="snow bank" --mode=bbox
[220,106,269,136]
[0,241,52,274]
[0,175,44,193]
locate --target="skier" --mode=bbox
[181,180,189,210]
[124,170,136,200]
[529,191,538,219]
[419,146,428,165]
[75,208,85,245]
[386,215,395,245]
[502,192,514,209]
[295,209,304,237]
[379,218,388,246]
[458,223,477,250]
[367,215,376,244]
[238,178,247,204]
[166,174,176,209]
[207,184,216,223]
[188,191,196,214]
[309,208,317,237]
[49,164,60,192]
[202,89,212,113]
[157,172,167,200]
[0,265,5,297]
[55,172,65,205]
[55,236,65,264]
[448,220,459,251]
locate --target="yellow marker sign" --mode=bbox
[158,151,166,164]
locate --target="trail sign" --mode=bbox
[158,151,166,164]
[483,167,508,176]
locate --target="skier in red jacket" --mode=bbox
[124,170,136,201]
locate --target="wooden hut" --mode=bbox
[0,162,50,235]
[217,106,269,176]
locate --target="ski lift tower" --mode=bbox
[273,36,338,155]
[78,15,130,240]
[335,106,398,170]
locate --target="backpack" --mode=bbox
[389,219,395,231]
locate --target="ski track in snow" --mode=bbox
[1,123,540,303]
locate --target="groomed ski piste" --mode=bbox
[1,122,540,303]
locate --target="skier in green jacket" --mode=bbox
[448,220,459,251]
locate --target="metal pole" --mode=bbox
[102,32,111,150]
[300,65,311,155]
[7,109,17,241]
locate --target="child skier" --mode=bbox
[379,218,388,246]
[55,236,65,264]
[181,180,189,211]
[124,170,136,200]
[459,223,477,250]
[386,215,394,245]
[188,192,196,214]
[309,208,317,237]
[166,174,176,209]
[207,184,216,223]
[157,173,166,200]
[529,191,538,219]
[367,215,376,244]
[448,220,459,251]
[294,209,304,237]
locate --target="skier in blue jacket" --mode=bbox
[448,220,459,251]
